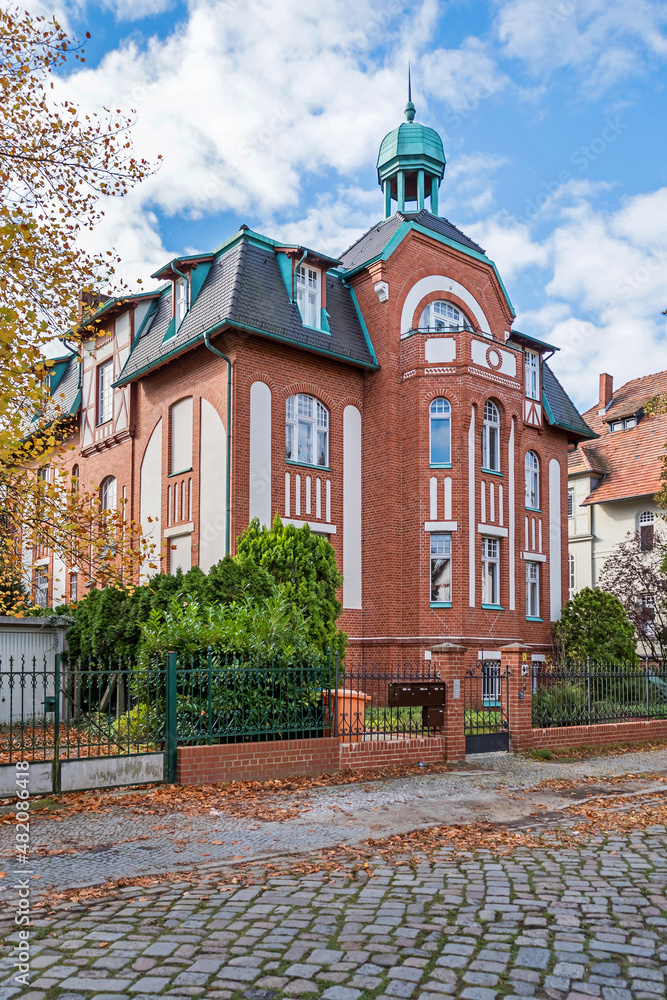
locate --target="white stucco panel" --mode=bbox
[424,338,456,363]
[343,405,362,610]
[249,381,272,528]
[400,274,492,337]
[549,458,562,622]
[199,398,226,572]
[139,419,162,581]
[470,339,517,377]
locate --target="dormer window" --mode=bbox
[419,300,471,333]
[610,416,637,431]
[525,350,539,400]
[175,276,188,329]
[296,264,321,329]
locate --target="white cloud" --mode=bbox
[466,213,548,282]
[502,183,667,408]
[100,0,176,21]
[494,0,667,88]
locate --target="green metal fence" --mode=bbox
[0,653,166,768]
[532,659,667,728]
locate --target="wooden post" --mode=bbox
[499,642,534,752]
[431,642,468,762]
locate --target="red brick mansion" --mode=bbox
[39,98,594,660]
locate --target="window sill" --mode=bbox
[430,463,452,470]
[525,506,542,513]
[481,468,503,477]
[168,467,193,478]
[526,616,543,622]
[96,420,112,428]
[481,603,504,611]
[286,459,331,472]
[430,601,452,609]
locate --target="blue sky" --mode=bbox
[37,0,667,407]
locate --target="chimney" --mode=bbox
[599,373,613,411]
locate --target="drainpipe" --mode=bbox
[203,329,232,557]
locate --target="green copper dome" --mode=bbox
[376,95,446,218]
[376,121,446,187]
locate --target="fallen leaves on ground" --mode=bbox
[525,738,667,762]
[33,783,667,913]
[1,761,458,822]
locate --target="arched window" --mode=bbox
[101,476,117,511]
[419,300,472,333]
[639,510,654,551]
[429,398,451,465]
[71,464,79,494]
[286,394,329,467]
[481,400,500,472]
[568,553,575,600]
[525,451,539,509]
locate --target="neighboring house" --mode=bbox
[33,98,594,662]
[568,371,667,600]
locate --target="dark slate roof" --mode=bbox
[339,209,486,271]
[543,363,596,440]
[118,236,376,384]
[56,354,81,416]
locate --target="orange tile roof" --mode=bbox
[571,369,667,505]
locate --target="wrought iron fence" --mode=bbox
[531,660,667,728]
[175,651,335,744]
[0,653,166,764]
[336,658,444,741]
[0,650,444,765]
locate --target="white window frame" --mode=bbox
[429,397,451,466]
[525,349,539,400]
[101,476,117,511]
[481,536,500,606]
[568,553,575,601]
[430,532,452,604]
[525,451,539,509]
[639,510,654,551]
[286,393,329,467]
[640,594,656,637]
[419,299,471,333]
[35,567,48,609]
[482,400,500,472]
[296,264,321,329]
[97,360,113,425]
[175,276,188,329]
[568,487,574,519]
[70,571,78,604]
[526,560,540,618]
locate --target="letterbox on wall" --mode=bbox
[387,682,446,707]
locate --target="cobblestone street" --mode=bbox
[1,822,667,1000]
[1,751,667,1000]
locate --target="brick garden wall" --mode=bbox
[339,736,446,771]
[176,737,341,785]
[525,719,667,751]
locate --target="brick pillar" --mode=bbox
[431,642,468,762]
[499,642,534,752]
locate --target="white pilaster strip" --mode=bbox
[509,418,516,611]
[429,477,438,521]
[295,474,301,517]
[444,476,452,521]
[306,475,311,515]
[549,458,562,621]
[468,407,476,607]
[285,472,290,517]
[316,477,321,520]
[499,484,504,526]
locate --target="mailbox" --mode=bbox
[388,682,446,707]
[43,696,57,713]
[422,706,444,729]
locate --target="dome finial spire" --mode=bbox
[405,62,416,122]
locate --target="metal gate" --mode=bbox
[464,660,510,753]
